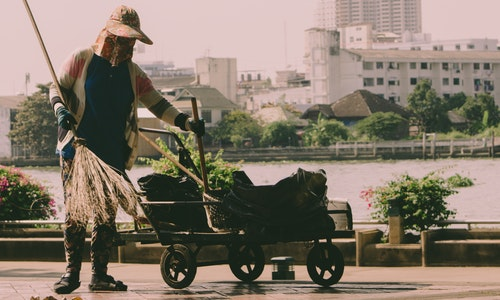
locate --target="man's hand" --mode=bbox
[56,106,77,130]
[187,118,205,137]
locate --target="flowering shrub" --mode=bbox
[0,165,56,220]
[360,172,458,233]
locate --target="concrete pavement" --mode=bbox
[1,261,500,299]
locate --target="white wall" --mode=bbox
[0,107,12,158]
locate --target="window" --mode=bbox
[420,62,428,70]
[388,96,398,103]
[484,80,494,92]
[410,62,417,69]
[453,78,460,86]
[201,110,212,123]
[442,78,449,85]
[474,79,481,91]
[363,78,374,86]
[410,78,417,85]
[388,80,398,86]
[363,62,374,70]
[484,63,491,70]
[377,78,384,85]
[455,44,461,50]
[388,62,398,69]
[376,62,384,69]
[442,63,449,71]
[473,63,480,70]
[467,43,475,49]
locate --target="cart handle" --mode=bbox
[138,130,204,187]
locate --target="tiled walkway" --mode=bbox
[1,261,500,299]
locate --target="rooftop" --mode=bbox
[347,49,500,62]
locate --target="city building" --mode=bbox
[315,0,422,36]
[139,60,195,78]
[0,96,24,158]
[305,28,500,106]
[304,28,341,105]
[171,86,239,127]
[195,57,238,105]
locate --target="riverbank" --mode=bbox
[2,136,499,167]
[217,138,499,162]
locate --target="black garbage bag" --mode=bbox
[137,173,210,231]
[223,168,335,236]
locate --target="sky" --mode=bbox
[2,0,500,96]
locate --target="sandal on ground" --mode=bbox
[53,272,81,294]
[88,274,127,291]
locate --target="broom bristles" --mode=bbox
[65,144,141,225]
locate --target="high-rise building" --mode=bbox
[314,0,337,30]
[315,0,422,36]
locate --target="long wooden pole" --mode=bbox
[22,0,64,100]
[191,97,209,190]
[22,0,80,136]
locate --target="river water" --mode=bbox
[21,158,500,222]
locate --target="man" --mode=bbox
[50,5,204,294]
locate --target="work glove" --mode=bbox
[187,118,205,137]
[56,106,77,130]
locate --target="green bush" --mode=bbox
[360,172,457,233]
[354,112,409,140]
[0,165,56,220]
[260,121,299,147]
[141,131,241,191]
[302,118,350,146]
[446,173,474,188]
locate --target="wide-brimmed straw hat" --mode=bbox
[106,5,153,45]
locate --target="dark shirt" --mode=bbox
[61,54,133,172]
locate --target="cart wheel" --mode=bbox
[160,244,197,289]
[306,242,344,287]
[228,243,265,282]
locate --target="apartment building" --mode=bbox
[305,27,500,106]
[315,0,422,36]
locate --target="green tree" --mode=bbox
[407,79,451,133]
[302,117,350,146]
[210,110,262,148]
[8,83,57,157]
[458,93,500,134]
[355,112,408,140]
[260,121,298,147]
[447,92,467,110]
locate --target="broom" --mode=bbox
[23,0,140,225]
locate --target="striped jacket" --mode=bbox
[49,47,185,170]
